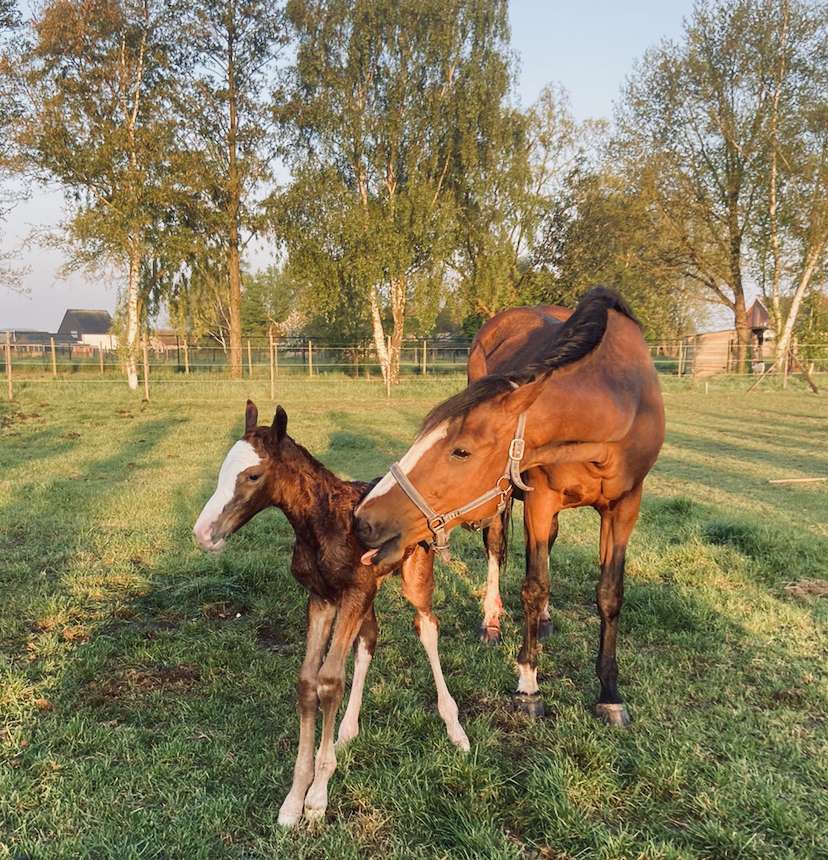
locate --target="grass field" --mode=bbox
[1,376,827,859]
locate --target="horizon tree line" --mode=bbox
[1,0,827,387]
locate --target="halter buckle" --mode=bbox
[509,437,526,461]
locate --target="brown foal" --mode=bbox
[192,401,468,827]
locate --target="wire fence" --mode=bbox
[2,333,827,400]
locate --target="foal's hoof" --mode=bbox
[537,618,553,640]
[478,624,501,646]
[512,691,545,718]
[595,702,631,728]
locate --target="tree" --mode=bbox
[753,0,828,373]
[279,0,513,384]
[20,0,184,389]
[178,0,287,378]
[616,0,781,371]
[241,265,295,336]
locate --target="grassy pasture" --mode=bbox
[1,377,826,859]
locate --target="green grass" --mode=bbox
[1,376,826,859]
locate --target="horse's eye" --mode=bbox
[248,473,261,482]
[451,448,471,460]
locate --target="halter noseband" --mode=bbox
[388,413,532,559]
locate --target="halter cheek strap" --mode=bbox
[388,413,532,559]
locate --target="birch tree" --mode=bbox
[20,0,183,389]
[279,0,512,384]
[178,0,287,378]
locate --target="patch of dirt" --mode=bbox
[784,579,828,598]
[115,409,134,419]
[86,664,201,703]
[255,621,295,655]
[61,431,81,439]
[201,601,250,621]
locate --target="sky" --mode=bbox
[0,0,692,331]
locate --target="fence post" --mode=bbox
[386,334,392,398]
[422,339,427,376]
[99,346,105,376]
[247,339,253,378]
[269,330,275,400]
[50,336,57,378]
[308,340,313,377]
[142,338,150,401]
[5,331,12,401]
[183,339,189,375]
[677,341,684,377]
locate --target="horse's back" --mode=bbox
[468,305,571,382]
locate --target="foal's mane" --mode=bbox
[421,287,639,433]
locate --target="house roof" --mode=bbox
[57,309,113,336]
[4,330,76,345]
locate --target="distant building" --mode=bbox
[682,299,773,376]
[3,330,75,354]
[57,309,117,349]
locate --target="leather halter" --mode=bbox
[388,413,532,559]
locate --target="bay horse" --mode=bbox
[192,401,468,827]
[355,287,665,725]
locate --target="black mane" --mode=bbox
[422,287,639,433]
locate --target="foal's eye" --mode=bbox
[451,448,471,460]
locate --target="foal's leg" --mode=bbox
[335,605,378,749]
[303,590,373,822]
[513,487,559,717]
[278,596,337,828]
[480,510,508,645]
[594,483,642,728]
[402,547,470,751]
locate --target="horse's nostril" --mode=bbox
[355,516,375,544]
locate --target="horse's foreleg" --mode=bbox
[594,483,642,728]
[303,590,373,822]
[278,597,337,828]
[480,510,508,645]
[403,547,470,751]
[537,513,559,641]
[335,605,378,749]
[513,488,558,717]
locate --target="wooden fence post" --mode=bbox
[183,339,190,375]
[50,336,57,378]
[269,330,275,401]
[247,339,253,378]
[142,339,150,401]
[308,340,313,377]
[99,346,105,376]
[386,334,392,398]
[5,332,12,401]
[421,339,427,376]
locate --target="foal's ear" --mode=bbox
[272,405,288,443]
[245,399,259,432]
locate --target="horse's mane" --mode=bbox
[421,287,639,433]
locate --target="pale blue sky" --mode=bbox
[1,0,692,330]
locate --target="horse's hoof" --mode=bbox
[478,624,501,646]
[595,702,631,727]
[537,618,553,640]
[512,691,545,718]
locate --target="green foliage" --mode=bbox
[240,265,296,336]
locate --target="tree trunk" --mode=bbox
[369,288,390,384]
[388,276,406,385]
[226,14,243,380]
[733,291,751,374]
[125,238,141,390]
[775,252,821,370]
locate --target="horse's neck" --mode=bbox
[274,440,344,537]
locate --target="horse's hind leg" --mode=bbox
[537,512,559,641]
[336,605,378,749]
[594,483,642,728]
[480,508,508,645]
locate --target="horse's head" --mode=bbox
[193,400,288,552]
[355,377,542,566]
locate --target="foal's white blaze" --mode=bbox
[193,440,261,549]
[357,421,449,509]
